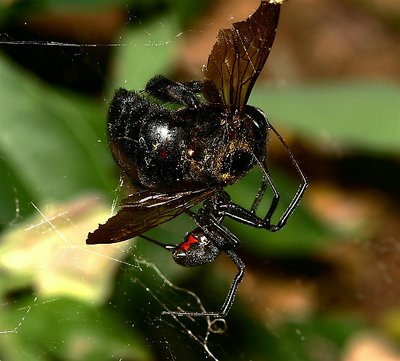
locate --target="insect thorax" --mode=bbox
[108,89,268,192]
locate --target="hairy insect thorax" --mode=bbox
[107,89,268,192]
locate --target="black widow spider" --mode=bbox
[87,1,307,318]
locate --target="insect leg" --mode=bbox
[145,75,201,108]
[181,80,203,93]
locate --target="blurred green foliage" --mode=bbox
[0,297,150,361]
[251,83,400,154]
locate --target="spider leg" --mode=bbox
[253,158,280,225]
[139,234,177,251]
[145,75,202,108]
[247,118,308,231]
[261,122,308,231]
[219,156,305,232]
[186,206,241,249]
[162,247,245,318]
[185,156,301,235]
[217,249,245,316]
[250,176,268,214]
[162,205,244,317]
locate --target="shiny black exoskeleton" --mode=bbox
[87,1,307,318]
[108,75,268,192]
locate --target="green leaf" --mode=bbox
[109,14,180,93]
[251,82,400,154]
[168,0,211,27]
[0,54,114,209]
[0,297,151,361]
[0,154,34,227]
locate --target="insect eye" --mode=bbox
[172,228,220,267]
[221,150,253,176]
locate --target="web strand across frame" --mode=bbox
[0,194,227,360]
[0,2,291,360]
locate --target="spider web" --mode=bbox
[2,2,397,360]
[0,199,234,360]
[0,6,261,361]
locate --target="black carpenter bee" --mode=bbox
[87,1,307,318]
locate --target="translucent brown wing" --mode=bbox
[203,1,281,113]
[86,188,216,244]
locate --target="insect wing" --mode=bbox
[203,1,281,113]
[86,188,215,244]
